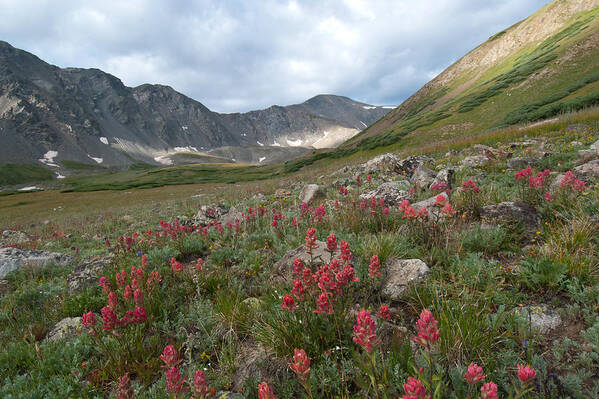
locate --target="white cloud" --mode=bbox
[0,0,550,112]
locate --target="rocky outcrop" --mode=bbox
[574,160,599,180]
[411,165,437,189]
[397,156,433,176]
[299,184,326,205]
[362,153,402,174]
[67,255,114,294]
[507,157,539,170]
[273,241,339,282]
[381,259,430,301]
[0,247,73,279]
[480,202,539,231]
[513,305,562,333]
[1,230,29,246]
[360,181,410,206]
[461,155,488,168]
[44,317,82,342]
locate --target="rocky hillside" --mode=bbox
[346,0,599,150]
[0,41,390,174]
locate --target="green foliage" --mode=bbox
[459,225,517,256]
[519,256,568,292]
[0,163,54,186]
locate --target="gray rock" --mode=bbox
[362,153,401,174]
[378,321,408,350]
[0,247,73,279]
[411,165,437,189]
[549,173,566,193]
[0,279,9,296]
[231,342,284,393]
[412,192,449,213]
[590,140,599,150]
[299,184,326,205]
[45,317,82,342]
[381,259,430,301]
[578,149,599,163]
[430,168,455,189]
[574,160,599,180]
[273,240,340,283]
[221,206,243,226]
[1,230,29,246]
[360,181,410,206]
[194,204,228,225]
[508,139,538,149]
[480,202,539,231]
[67,255,114,294]
[397,155,433,176]
[507,157,539,170]
[461,155,488,168]
[513,305,562,333]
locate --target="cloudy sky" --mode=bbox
[0,0,549,112]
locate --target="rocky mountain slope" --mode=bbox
[346,0,599,150]
[0,41,390,174]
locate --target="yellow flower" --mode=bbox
[536,231,541,235]
[201,352,211,360]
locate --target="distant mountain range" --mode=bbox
[0,40,391,174]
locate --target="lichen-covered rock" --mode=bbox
[273,241,340,283]
[221,206,244,226]
[430,168,455,189]
[299,184,326,205]
[194,204,229,226]
[412,192,449,213]
[411,165,437,189]
[574,160,599,180]
[480,202,539,231]
[44,317,82,342]
[513,305,562,333]
[362,153,402,174]
[397,155,433,177]
[231,341,284,393]
[507,157,539,170]
[0,247,73,279]
[381,259,430,301]
[67,255,114,294]
[360,181,410,206]
[1,230,29,246]
[461,155,488,167]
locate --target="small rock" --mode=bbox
[0,279,9,296]
[574,160,599,180]
[378,321,408,349]
[480,202,539,231]
[231,342,284,393]
[299,184,326,205]
[507,157,539,170]
[362,153,401,174]
[381,259,430,301]
[44,317,82,342]
[411,165,437,189]
[513,305,562,333]
[194,204,229,226]
[508,139,538,149]
[430,168,455,189]
[590,140,599,150]
[577,149,599,163]
[252,193,266,201]
[412,192,449,213]
[397,155,433,176]
[273,241,340,283]
[1,230,29,246]
[571,141,584,147]
[461,155,488,167]
[242,297,264,310]
[67,255,114,294]
[0,247,73,279]
[221,206,244,226]
[360,181,410,206]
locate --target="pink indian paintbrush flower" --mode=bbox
[326,233,338,253]
[116,374,134,399]
[291,279,304,300]
[193,369,209,397]
[133,289,143,305]
[82,311,96,329]
[195,258,204,272]
[480,382,498,399]
[289,349,310,380]
[101,306,118,330]
[281,294,297,311]
[305,228,318,253]
[378,304,391,320]
[258,381,277,399]
[108,291,119,309]
[517,364,537,384]
[412,309,440,348]
[401,376,428,399]
[160,345,181,368]
[313,292,334,314]
[353,310,378,353]
[368,255,381,280]
[165,366,189,393]
[464,363,485,384]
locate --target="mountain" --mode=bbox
[0,41,390,174]
[346,0,599,151]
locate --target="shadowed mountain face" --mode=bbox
[0,41,390,171]
[346,0,599,151]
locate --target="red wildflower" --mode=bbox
[132,306,147,323]
[378,304,391,320]
[281,294,297,311]
[339,240,352,264]
[193,369,208,397]
[352,310,378,352]
[133,289,143,305]
[515,167,533,181]
[98,276,110,294]
[289,349,310,380]
[401,376,428,399]
[160,345,181,368]
[258,381,277,399]
[101,306,118,330]
[411,309,441,348]
[326,233,338,253]
[196,258,204,271]
[170,257,184,274]
[431,181,447,191]
[165,366,189,393]
[464,363,485,384]
[305,228,318,253]
[116,374,134,399]
[441,203,457,216]
[108,291,118,309]
[368,255,381,280]
[461,179,479,193]
[123,285,132,300]
[517,364,536,384]
[141,254,148,268]
[434,194,448,206]
[480,382,498,399]
[313,292,333,314]
[82,311,96,329]
[544,192,553,202]
[291,279,304,300]
[293,258,304,277]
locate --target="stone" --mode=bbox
[578,149,599,163]
[549,173,566,193]
[242,297,264,310]
[194,204,229,226]
[397,155,433,176]
[411,165,437,189]
[411,192,449,213]
[513,305,562,333]
[273,240,340,283]
[430,168,455,189]
[378,321,408,350]
[460,155,489,168]
[252,193,266,201]
[0,279,9,296]
[480,202,539,231]
[381,259,430,301]
[1,230,29,246]
[508,139,538,149]
[507,157,539,170]
[0,247,73,279]
[274,189,291,198]
[362,153,401,174]
[590,140,599,150]
[360,181,410,206]
[574,160,599,180]
[231,341,284,393]
[299,184,325,205]
[44,317,82,342]
[221,206,244,226]
[468,144,505,159]
[67,255,114,294]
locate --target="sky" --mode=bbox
[0,0,550,113]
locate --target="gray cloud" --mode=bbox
[0,0,549,112]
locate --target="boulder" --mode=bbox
[574,160,599,180]
[299,184,326,205]
[67,255,114,294]
[378,321,408,350]
[1,230,29,246]
[507,157,539,170]
[480,202,539,231]
[460,155,488,168]
[0,247,73,279]
[430,168,455,189]
[44,317,82,342]
[381,259,430,301]
[411,165,437,189]
[231,341,284,393]
[412,192,449,213]
[273,241,340,283]
[194,204,229,226]
[0,279,9,296]
[577,149,599,163]
[590,140,599,150]
[513,305,562,333]
[360,181,410,206]
[221,206,244,226]
[362,153,401,174]
[397,155,433,177]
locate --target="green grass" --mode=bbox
[0,163,54,186]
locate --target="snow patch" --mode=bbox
[56,172,66,179]
[18,186,39,191]
[286,138,303,146]
[231,158,236,162]
[39,151,59,167]
[259,157,266,163]
[359,121,367,127]
[87,155,103,164]
[99,137,109,145]
[154,155,173,165]
[174,146,199,153]
[256,141,264,146]
[382,106,395,109]
[182,126,188,131]
[362,106,376,110]
[272,141,281,147]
